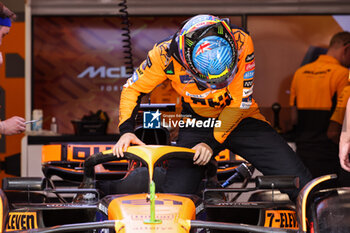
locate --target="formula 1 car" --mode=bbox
[1,145,350,233]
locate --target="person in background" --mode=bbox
[290,31,350,186]
[114,14,312,202]
[0,2,25,136]
[0,1,16,66]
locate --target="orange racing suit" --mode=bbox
[118,26,312,199]
[119,27,266,150]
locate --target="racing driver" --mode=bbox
[113,14,312,201]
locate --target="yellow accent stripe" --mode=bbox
[114,220,125,233]
[300,174,335,232]
[179,219,192,232]
[0,195,3,232]
[221,21,231,32]
[179,35,183,49]
[208,67,229,80]
[102,149,113,155]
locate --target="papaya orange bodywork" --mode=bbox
[42,145,62,164]
[108,193,196,233]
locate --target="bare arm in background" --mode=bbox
[339,98,350,172]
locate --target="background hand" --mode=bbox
[113,133,145,158]
[339,139,350,172]
[192,142,213,165]
[340,154,350,172]
[0,116,26,135]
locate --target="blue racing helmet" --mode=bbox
[177,15,238,89]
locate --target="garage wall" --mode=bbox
[28,0,350,15]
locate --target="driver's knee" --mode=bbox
[162,159,205,194]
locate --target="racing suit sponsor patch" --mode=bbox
[123,72,139,88]
[136,67,143,76]
[240,101,252,109]
[245,61,255,71]
[243,79,254,88]
[243,70,255,79]
[146,55,152,68]
[164,61,175,75]
[141,60,147,70]
[240,95,252,109]
[185,91,211,98]
[242,95,252,102]
[243,86,253,97]
[245,52,255,62]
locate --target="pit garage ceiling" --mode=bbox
[28,0,350,15]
